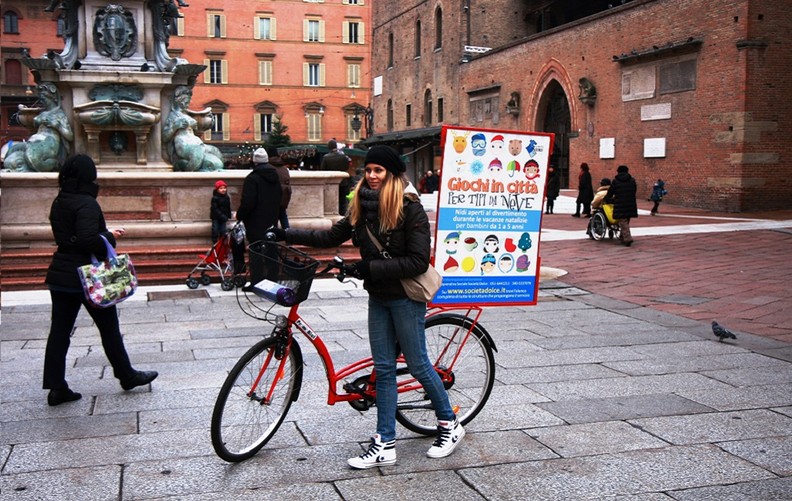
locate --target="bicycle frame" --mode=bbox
[256,302,485,407]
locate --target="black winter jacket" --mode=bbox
[605,172,638,219]
[46,188,117,290]
[286,195,430,300]
[237,162,282,243]
[210,192,232,222]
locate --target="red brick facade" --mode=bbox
[371,0,792,212]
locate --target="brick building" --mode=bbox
[370,0,792,212]
[1,0,372,168]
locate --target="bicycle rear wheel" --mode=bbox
[395,314,495,435]
[211,337,302,462]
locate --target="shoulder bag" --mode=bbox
[77,235,138,308]
[365,226,442,303]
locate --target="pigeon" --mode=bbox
[711,321,737,342]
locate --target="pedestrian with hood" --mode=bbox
[269,145,464,469]
[237,147,282,281]
[44,154,158,406]
[266,146,292,229]
[545,165,560,214]
[605,165,638,246]
[572,162,594,217]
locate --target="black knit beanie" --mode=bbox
[364,145,406,176]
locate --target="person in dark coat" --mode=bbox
[320,139,352,215]
[43,154,158,406]
[269,145,464,469]
[605,164,639,246]
[266,146,292,229]
[237,147,282,281]
[545,166,561,214]
[573,162,594,217]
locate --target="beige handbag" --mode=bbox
[366,227,442,303]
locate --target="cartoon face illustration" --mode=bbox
[506,160,520,177]
[508,139,522,156]
[471,133,487,156]
[488,158,503,172]
[483,234,499,253]
[455,159,467,172]
[452,131,469,154]
[524,159,540,180]
[444,232,460,254]
[480,254,496,274]
[490,134,505,153]
[498,254,514,273]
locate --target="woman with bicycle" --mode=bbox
[270,145,464,469]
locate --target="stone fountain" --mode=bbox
[0,0,345,254]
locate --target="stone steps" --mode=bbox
[1,243,360,291]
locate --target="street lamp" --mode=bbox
[351,104,372,138]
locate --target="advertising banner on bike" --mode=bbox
[430,125,554,306]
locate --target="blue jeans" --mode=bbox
[368,296,455,441]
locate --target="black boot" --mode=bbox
[48,388,82,406]
[121,370,159,391]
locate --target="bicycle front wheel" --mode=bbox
[211,337,301,462]
[396,314,495,435]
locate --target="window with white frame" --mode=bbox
[255,16,276,40]
[306,112,322,142]
[207,12,226,38]
[343,20,364,44]
[347,63,361,88]
[204,59,228,84]
[304,18,324,42]
[258,60,273,85]
[303,62,325,87]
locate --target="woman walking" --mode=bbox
[43,154,158,406]
[270,145,463,468]
[572,162,594,217]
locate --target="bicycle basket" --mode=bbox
[248,241,319,305]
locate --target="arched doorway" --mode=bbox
[536,80,571,188]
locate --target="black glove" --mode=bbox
[344,260,371,280]
[265,226,287,241]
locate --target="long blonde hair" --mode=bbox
[349,171,406,233]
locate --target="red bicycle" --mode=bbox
[210,241,497,462]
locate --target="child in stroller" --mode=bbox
[186,222,247,290]
[587,178,621,241]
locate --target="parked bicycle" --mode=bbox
[210,241,497,462]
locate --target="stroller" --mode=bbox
[186,222,247,291]
[587,203,621,241]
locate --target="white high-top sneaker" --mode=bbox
[347,434,396,469]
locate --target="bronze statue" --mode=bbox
[162,86,223,171]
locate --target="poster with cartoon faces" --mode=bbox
[432,126,554,306]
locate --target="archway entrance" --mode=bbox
[537,80,571,188]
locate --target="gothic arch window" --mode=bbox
[434,7,442,50]
[423,89,432,126]
[3,10,20,33]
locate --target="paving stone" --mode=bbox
[527,373,733,401]
[527,420,669,457]
[1,412,138,444]
[628,340,747,358]
[670,476,792,501]
[337,470,486,500]
[500,346,647,369]
[497,363,624,385]
[535,394,714,424]
[122,445,377,498]
[458,444,774,500]
[0,465,122,500]
[774,405,792,418]
[629,409,792,445]
[528,329,699,350]
[716,436,792,476]
[468,401,565,431]
[701,365,792,386]
[677,382,792,411]
[140,483,344,500]
[603,352,790,376]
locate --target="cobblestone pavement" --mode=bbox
[1,196,791,500]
